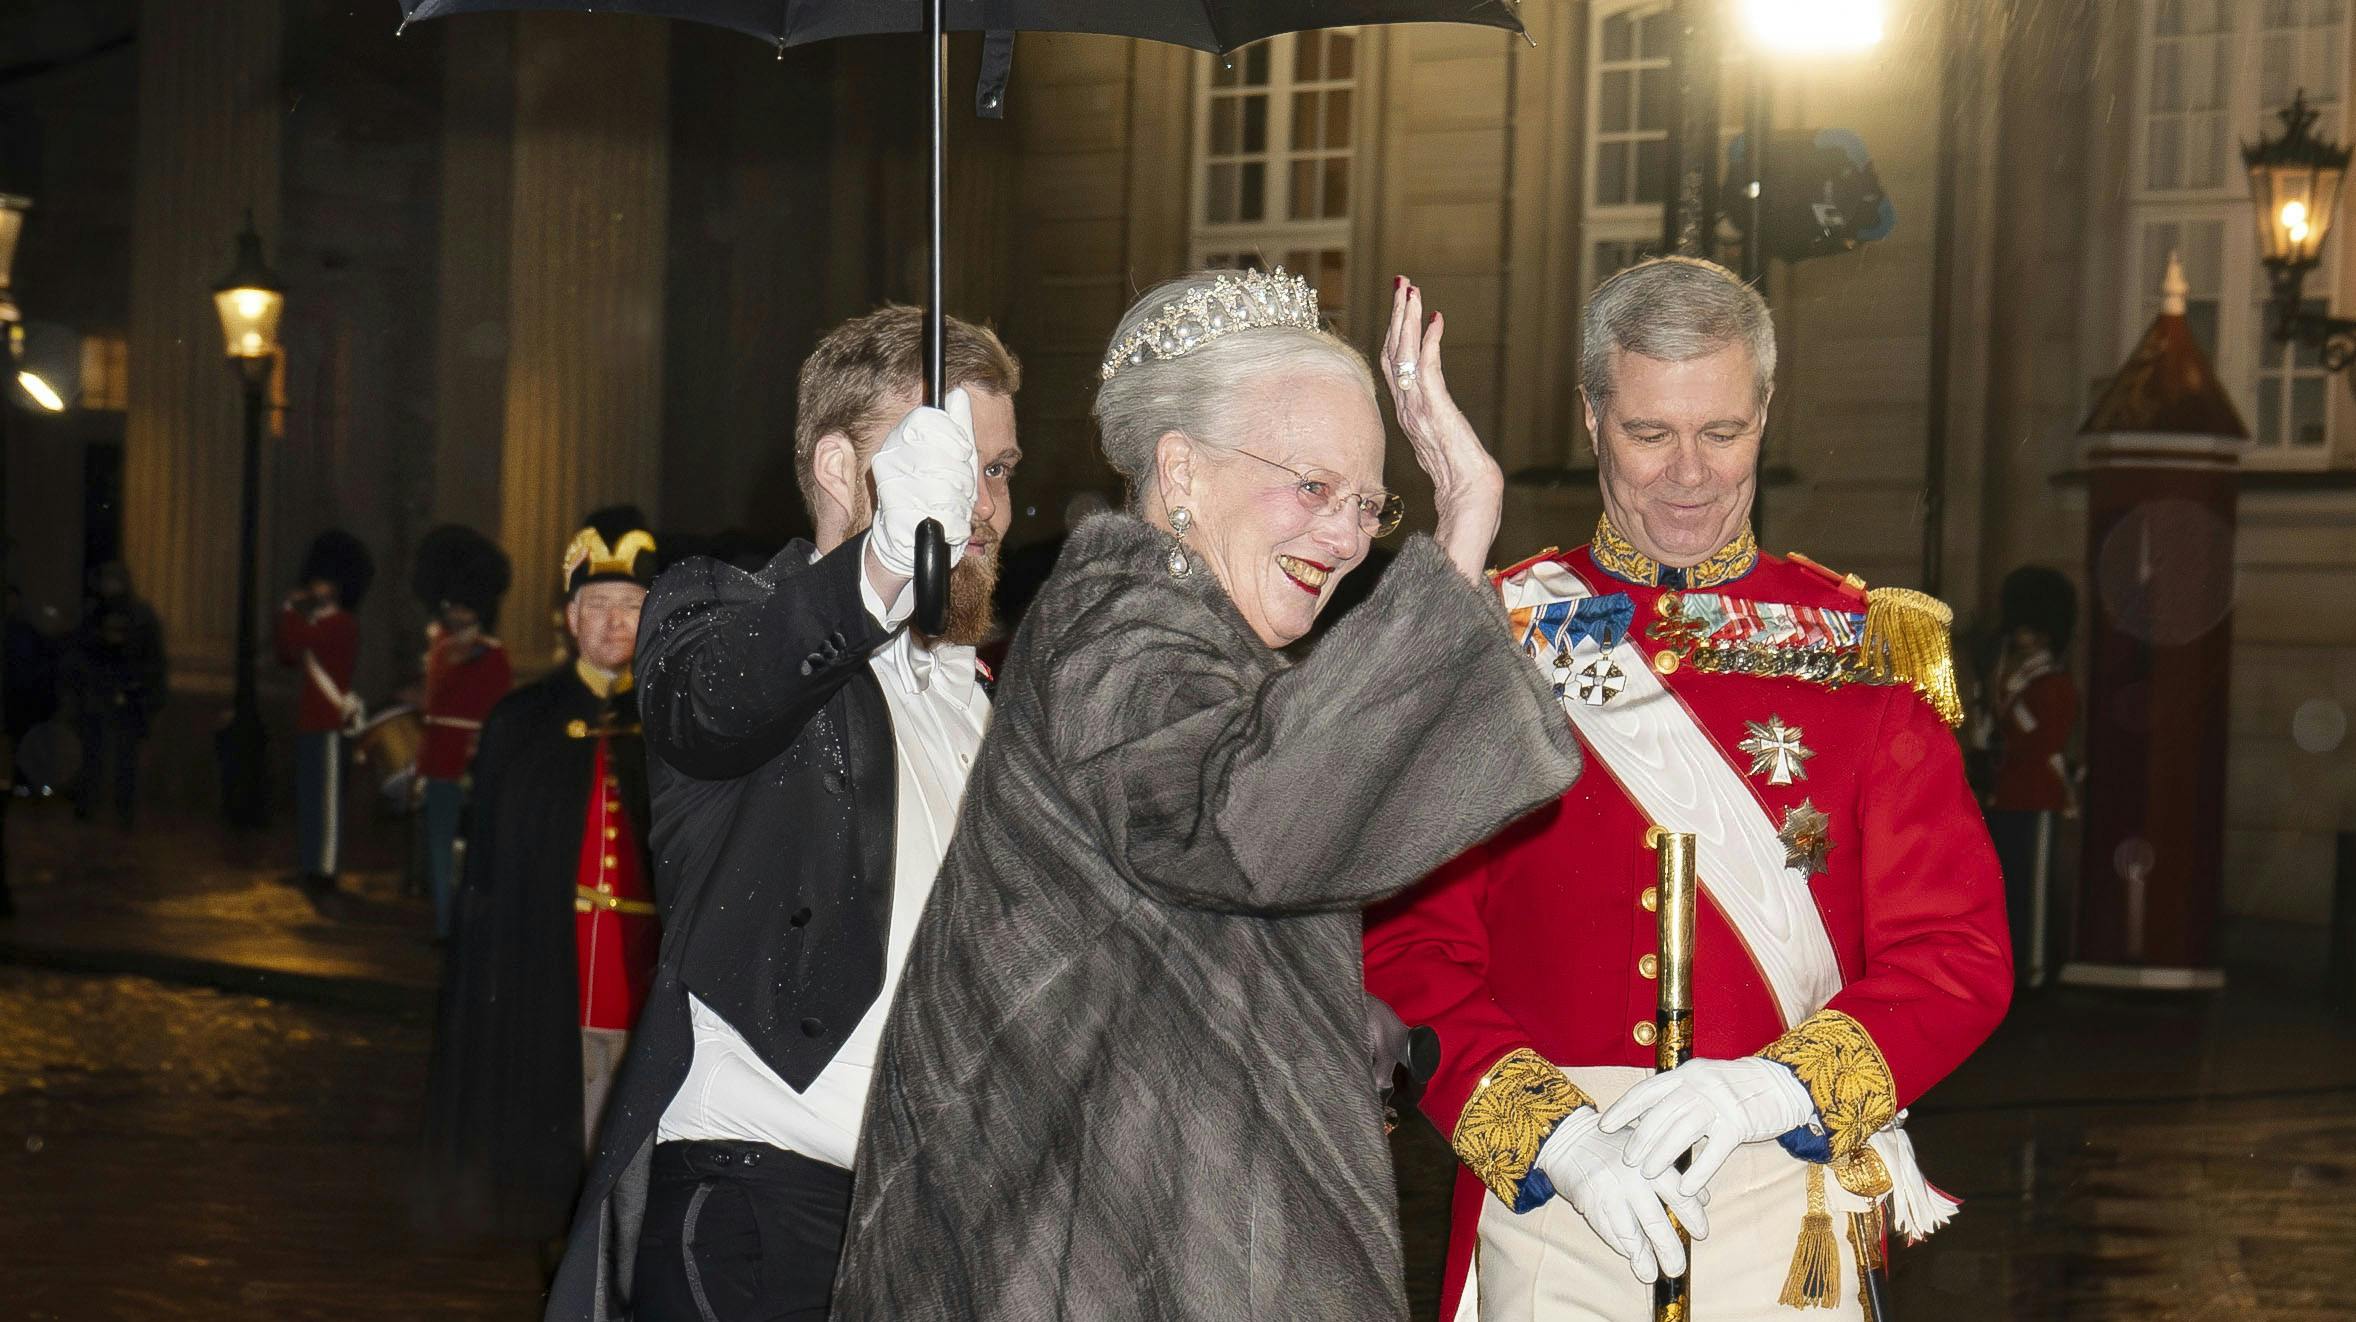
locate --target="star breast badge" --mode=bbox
[1778,800,1834,877]
[1738,715,1814,786]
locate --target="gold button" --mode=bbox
[606,798,622,813]
[597,881,613,894]
[602,853,618,870]
[1655,592,1683,618]
[1639,953,1660,979]
[1652,649,1680,676]
[604,825,619,841]
[1640,886,1659,912]
[605,776,620,790]
[1633,1022,1658,1046]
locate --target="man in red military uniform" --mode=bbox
[1366,257,2011,1322]
[1978,565,2080,987]
[411,524,513,942]
[274,529,372,900]
[424,506,661,1242]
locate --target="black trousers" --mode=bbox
[635,1140,854,1322]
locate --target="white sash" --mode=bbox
[304,651,367,735]
[1500,558,1842,1029]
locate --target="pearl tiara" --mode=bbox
[1100,267,1322,381]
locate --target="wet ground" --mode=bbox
[4,804,2355,1320]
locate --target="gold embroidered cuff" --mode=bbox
[1760,1009,1897,1167]
[1452,1048,1592,1205]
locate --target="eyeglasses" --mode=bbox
[1232,448,1406,538]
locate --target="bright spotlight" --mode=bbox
[1742,0,1886,55]
[17,369,64,412]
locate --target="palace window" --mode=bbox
[1583,3,1677,290]
[1191,29,1359,330]
[2127,0,2351,463]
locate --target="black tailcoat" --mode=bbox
[546,536,898,1321]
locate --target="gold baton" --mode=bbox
[1647,826,1698,1322]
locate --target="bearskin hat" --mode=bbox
[298,529,375,611]
[412,524,512,628]
[1999,565,2077,654]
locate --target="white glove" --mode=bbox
[1535,1106,1709,1283]
[1598,1056,1817,1197]
[868,388,978,577]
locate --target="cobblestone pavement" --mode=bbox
[5,807,2355,1320]
[0,967,542,1321]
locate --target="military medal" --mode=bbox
[1573,657,1626,706]
[1738,715,1814,786]
[1777,800,1834,877]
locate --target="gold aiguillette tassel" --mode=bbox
[1779,1161,1841,1310]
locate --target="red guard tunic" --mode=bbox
[574,737,658,1030]
[275,604,360,733]
[418,625,511,781]
[1365,522,2012,1319]
[1989,657,2078,814]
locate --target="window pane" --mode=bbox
[2258,376,2285,444]
[2184,297,2220,358]
[2261,33,2293,107]
[1244,44,1269,84]
[1329,32,1355,80]
[2148,117,2183,190]
[2156,0,2184,35]
[1324,160,1350,216]
[2150,43,2182,112]
[1241,161,1265,220]
[1212,59,1238,88]
[1243,96,1267,153]
[1638,66,1670,131]
[2291,375,2328,444]
[1602,70,1633,132]
[1602,12,1634,62]
[1212,98,1238,156]
[2191,114,2225,188]
[1639,8,1674,56]
[1295,32,1323,82]
[1598,141,1631,205]
[1325,89,1352,148]
[1315,248,1348,322]
[1292,90,1320,150]
[1636,137,1668,203]
[1208,163,1237,223]
[2264,0,2295,23]
[1291,158,1319,219]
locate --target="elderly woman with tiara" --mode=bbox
[831,275,1586,1320]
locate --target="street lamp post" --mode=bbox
[0,190,26,915]
[2245,91,2356,372]
[212,214,285,829]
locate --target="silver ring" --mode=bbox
[1394,360,1419,384]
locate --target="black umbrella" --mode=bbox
[397,0,1526,630]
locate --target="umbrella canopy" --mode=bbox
[397,0,1524,630]
[399,0,1524,54]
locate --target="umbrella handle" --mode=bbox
[912,0,948,637]
[913,519,949,635]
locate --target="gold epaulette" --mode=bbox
[1787,551,1962,727]
[1860,587,1963,727]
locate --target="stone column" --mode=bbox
[120,0,284,686]
[496,13,669,671]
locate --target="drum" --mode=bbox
[352,704,424,803]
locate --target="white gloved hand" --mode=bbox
[1597,1056,1818,1197]
[1535,1106,1710,1283]
[868,388,979,576]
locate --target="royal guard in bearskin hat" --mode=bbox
[275,529,375,898]
[412,524,513,941]
[422,505,662,1242]
[1978,565,2080,987]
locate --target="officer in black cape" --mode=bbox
[420,506,662,1244]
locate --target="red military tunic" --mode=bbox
[275,603,360,733]
[1365,521,2012,1318]
[1989,655,2077,814]
[573,736,658,1030]
[418,625,511,782]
